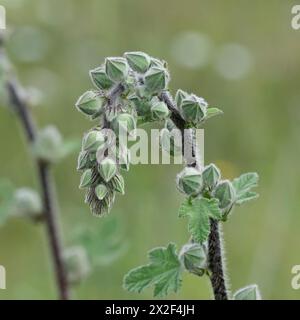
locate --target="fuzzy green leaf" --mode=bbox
[179,198,222,243]
[124,243,182,297]
[205,107,223,120]
[233,284,261,300]
[233,172,259,205]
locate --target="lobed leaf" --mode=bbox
[123,243,182,297]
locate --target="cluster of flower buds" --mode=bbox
[75,52,172,216]
[176,163,236,216]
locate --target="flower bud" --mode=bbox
[175,89,189,107]
[75,91,106,116]
[13,188,42,220]
[179,243,207,276]
[111,113,136,137]
[109,174,125,194]
[151,101,169,120]
[105,57,129,82]
[213,180,235,209]
[144,67,168,94]
[63,246,90,285]
[124,51,151,73]
[89,66,114,90]
[82,130,105,152]
[98,158,117,182]
[202,164,221,190]
[77,151,91,171]
[95,184,108,200]
[180,97,207,123]
[79,169,93,189]
[129,95,151,117]
[176,167,203,195]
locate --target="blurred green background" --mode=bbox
[0,0,300,300]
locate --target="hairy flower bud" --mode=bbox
[63,246,90,285]
[111,113,136,137]
[75,91,106,116]
[129,95,151,117]
[151,101,169,120]
[175,89,189,108]
[13,188,42,220]
[144,67,168,94]
[179,243,207,276]
[176,167,203,195]
[202,164,221,190]
[110,174,125,194]
[77,151,91,171]
[124,51,151,73]
[95,184,108,200]
[98,158,117,182]
[213,180,235,209]
[180,96,207,123]
[90,66,114,90]
[82,130,105,152]
[105,57,129,82]
[79,169,94,189]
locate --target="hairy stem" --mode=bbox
[6,80,70,300]
[208,219,228,300]
[159,90,228,300]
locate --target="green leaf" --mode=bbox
[233,284,261,300]
[75,217,128,267]
[205,107,223,120]
[233,172,259,205]
[178,198,222,243]
[236,191,259,205]
[124,243,182,297]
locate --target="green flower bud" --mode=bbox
[79,169,93,189]
[202,164,221,190]
[144,67,168,94]
[75,91,106,116]
[176,167,203,195]
[63,246,90,285]
[180,97,207,123]
[77,151,90,171]
[175,89,189,107]
[95,184,108,200]
[179,243,207,276]
[13,188,42,220]
[150,57,167,69]
[213,180,235,209]
[105,57,129,82]
[109,174,125,194]
[124,51,151,73]
[129,95,151,117]
[82,130,105,152]
[151,101,169,120]
[89,66,114,90]
[98,158,117,182]
[111,113,136,137]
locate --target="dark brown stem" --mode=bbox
[208,219,228,300]
[159,90,228,300]
[6,80,70,300]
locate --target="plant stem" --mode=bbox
[208,219,228,300]
[159,90,228,300]
[6,79,70,300]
